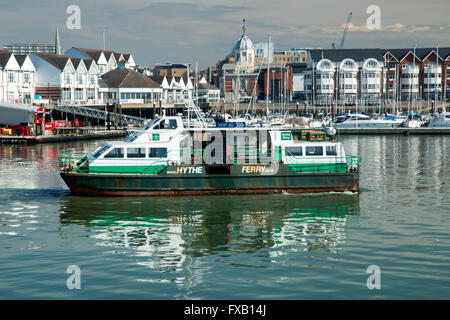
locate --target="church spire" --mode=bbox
[55,25,62,55]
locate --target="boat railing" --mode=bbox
[59,152,90,172]
[59,152,172,174]
[284,149,359,173]
[59,149,359,174]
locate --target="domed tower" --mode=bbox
[232,19,255,73]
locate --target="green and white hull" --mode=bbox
[61,164,359,196]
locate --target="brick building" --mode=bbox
[303,47,450,106]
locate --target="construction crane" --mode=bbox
[332,12,352,49]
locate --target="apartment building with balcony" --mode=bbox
[384,47,450,102]
[302,47,450,106]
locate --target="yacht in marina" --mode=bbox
[334,113,401,129]
[427,111,450,128]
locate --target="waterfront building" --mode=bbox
[14,54,36,104]
[0,51,36,104]
[197,77,220,104]
[29,52,99,105]
[65,47,136,76]
[150,74,193,105]
[99,67,162,105]
[304,47,450,106]
[305,49,383,106]
[383,47,450,103]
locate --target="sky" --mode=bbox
[0,0,449,69]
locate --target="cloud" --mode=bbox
[0,0,449,68]
[409,26,431,32]
[347,23,371,33]
[384,24,406,32]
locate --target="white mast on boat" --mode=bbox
[408,46,415,117]
[394,60,398,115]
[435,43,439,115]
[266,34,271,117]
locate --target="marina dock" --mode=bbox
[0,128,127,144]
[336,127,450,135]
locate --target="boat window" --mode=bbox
[127,147,146,158]
[305,146,323,156]
[326,146,337,156]
[104,147,125,158]
[125,119,160,142]
[91,145,110,158]
[152,119,163,129]
[168,119,178,129]
[124,132,139,142]
[445,115,450,119]
[285,146,303,156]
[149,148,167,158]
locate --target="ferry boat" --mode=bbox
[59,116,359,196]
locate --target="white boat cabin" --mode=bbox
[81,116,350,173]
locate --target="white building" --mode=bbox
[30,52,99,105]
[15,55,36,104]
[197,77,220,103]
[151,75,194,105]
[337,58,358,105]
[0,51,35,104]
[306,49,385,106]
[99,67,162,105]
[361,58,383,105]
[65,47,136,76]
[314,59,336,105]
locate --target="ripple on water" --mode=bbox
[0,136,449,299]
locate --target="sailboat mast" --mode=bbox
[435,44,439,115]
[266,34,271,117]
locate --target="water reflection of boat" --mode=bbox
[59,194,359,285]
[60,194,360,288]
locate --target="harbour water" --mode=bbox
[0,135,449,299]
